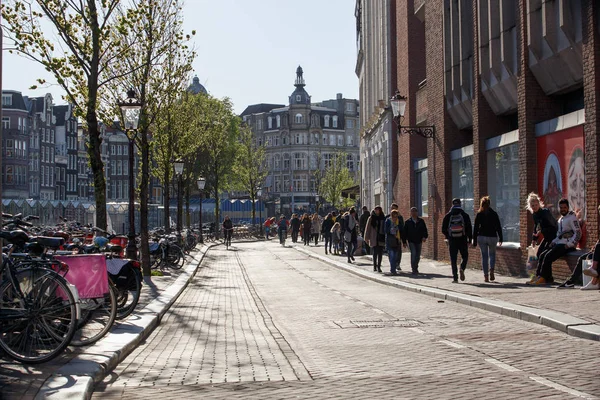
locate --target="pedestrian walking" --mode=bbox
[441,198,473,283]
[403,207,428,275]
[301,214,312,246]
[344,208,358,263]
[472,196,503,282]
[264,217,273,240]
[386,203,404,271]
[311,214,321,246]
[277,215,289,245]
[384,210,404,275]
[322,213,334,254]
[526,192,558,284]
[365,206,386,272]
[359,206,371,255]
[331,221,342,255]
[290,214,301,243]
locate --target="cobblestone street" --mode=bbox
[94,242,600,399]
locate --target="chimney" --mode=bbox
[336,93,342,100]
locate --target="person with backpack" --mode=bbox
[472,196,503,282]
[277,215,289,245]
[441,198,473,283]
[384,210,404,275]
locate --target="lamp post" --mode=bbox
[118,88,142,260]
[174,159,184,236]
[315,194,320,215]
[390,91,435,138]
[257,189,263,236]
[197,177,206,243]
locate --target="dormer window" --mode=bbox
[2,94,12,107]
[324,115,330,127]
[295,113,303,124]
[257,118,263,130]
[276,115,281,128]
[268,117,273,129]
[296,95,302,102]
[333,116,338,128]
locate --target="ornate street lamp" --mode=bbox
[197,177,206,243]
[117,88,142,260]
[390,91,435,138]
[174,159,184,235]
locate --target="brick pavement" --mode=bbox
[94,241,600,399]
[0,252,195,400]
[299,242,600,325]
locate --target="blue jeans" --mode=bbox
[388,248,399,274]
[409,242,422,272]
[477,236,497,275]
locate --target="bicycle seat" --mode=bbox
[0,230,30,246]
[32,236,65,249]
[24,242,44,255]
[106,243,122,253]
[53,231,70,240]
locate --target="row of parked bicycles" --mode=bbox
[0,213,201,364]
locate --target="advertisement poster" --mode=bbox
[536,125,585,247]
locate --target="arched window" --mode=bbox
[324,115,330,127]
[268,117,272,129]
[332,116,338,128]
[276,115,281,128]
[296,95,302,102]
[295,113,303,124]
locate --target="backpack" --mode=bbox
[448,213,465,238]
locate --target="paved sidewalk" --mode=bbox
[0,244,212,400]
[293,242,600,340]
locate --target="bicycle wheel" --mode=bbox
[0,267,77,364]
[70,283,117,346]
[165,245,184,269]
[114,268,142,320]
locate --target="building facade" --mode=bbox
[241,66,360,215]
[1,91,30,199]
[54,104,79,200]
[390,0,599,279]
[355,0,398,212]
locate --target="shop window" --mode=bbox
[415,168,429,217]
[451,154,474,222]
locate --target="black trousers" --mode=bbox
[303,231,311,245]
[372,245,384,268]
[323,232,332,252]
[292,230,299,243]
[537,243,574,281]
[449,239,469,280]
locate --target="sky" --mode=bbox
[2,0,360,115]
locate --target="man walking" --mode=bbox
[441,198,473,283]
[403,207,428,275]
[387,203,404,271]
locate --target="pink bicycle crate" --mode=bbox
[54,255,109,299]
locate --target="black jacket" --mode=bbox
[532,208,558,242]
[290,217,301,232]
[473,208,503,244]
[441,206,473,243]
[403,217,428,244]
[359,210,370,236]
[321,217,334,234]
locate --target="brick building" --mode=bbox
[359,0,600,279]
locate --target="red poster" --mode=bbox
[536,125,585,247]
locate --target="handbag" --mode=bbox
[526,244,538,272]
[582,258,594,286]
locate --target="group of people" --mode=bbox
[255,190,597,290]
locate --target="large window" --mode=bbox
[333,116,338,128]
[451,149,474,222]
[295,113,303,124]
[2,117,9,129]
[324,115,330,127]
[487,141,520,243]
[2,94,12,107]
[415,160,429,217]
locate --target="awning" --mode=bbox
[341,185,360,199]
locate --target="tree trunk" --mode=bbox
[163,170,170,232]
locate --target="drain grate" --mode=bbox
[332,319,422,329]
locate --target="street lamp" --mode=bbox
[315,194,320,215]
[257,189,263,236]
[197,177,206,243]
[117,88,142,260]
[390,91,435,138]
[174,159,184,235]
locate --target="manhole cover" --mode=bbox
[332,319,422,329]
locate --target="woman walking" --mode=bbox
[322,213,334,254]
[311,214,322,246]
[472,196,503,282]
[331,221,342,255]
[384,210,403,275]
[301,214,312,246]
[365,206,386,272]
[343,208,358,263]
[526,192,558,284]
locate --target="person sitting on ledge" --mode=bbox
[558,205,600,290]
[528,198,581,285]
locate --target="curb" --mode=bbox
[294,246,600,342]
[35,243,218,400]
